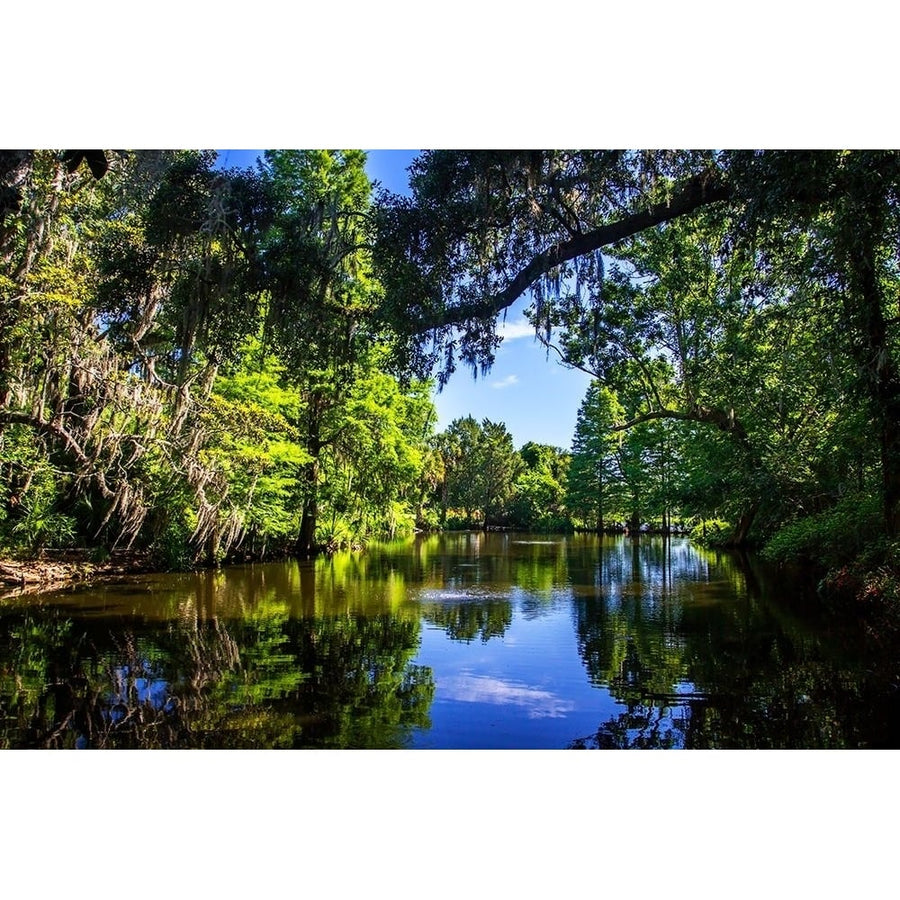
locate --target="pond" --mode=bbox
[1,533,897,749]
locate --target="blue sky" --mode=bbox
[217,149,593,451]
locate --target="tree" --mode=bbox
[200,341,310,560]
[439,416,483,525]
[321,354,437,544]
[476,419,522,526]
[0,150,441,564]
[255,150,381,555]
[510,442,570,530]
[565,383,620,532]
[0,150,249,556]
[374,150,900,540]
[439,416,521,527]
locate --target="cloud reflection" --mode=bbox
[440,674,574,719]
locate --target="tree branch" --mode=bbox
[537,336,601,379]
[611,404,751,450]
[0,410,114,497]
[411,168,732,332]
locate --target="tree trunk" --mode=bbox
[296,401,323,557]
[882,416,900,538]
[440,480,449,526]
[596,468,604,534]
[841,189,900,537]
[729,501,759,547]
[296,460,319,556]
[0,325,10,410]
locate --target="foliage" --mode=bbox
[3,148,900,586]
[689,519,734,548]
[437,416,522,527]
[762,494,883,570]
[513,443,571,530]
[0,151,443,564]
[509,469,570,531]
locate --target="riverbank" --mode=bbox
[0,549,154,598]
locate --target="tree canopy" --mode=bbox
[373,150,900,542]
[0,151,438,564]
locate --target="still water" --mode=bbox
[1,533,897,749]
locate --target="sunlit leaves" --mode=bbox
[438,416,521,526]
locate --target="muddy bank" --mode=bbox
[0,550,153,598]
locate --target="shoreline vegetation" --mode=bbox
[1,151,899,621]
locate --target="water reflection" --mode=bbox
[568,540,900,748]
[0,563,434,748]
[0,534,897,748]
[440,675,575,719]
[420,589,513,643]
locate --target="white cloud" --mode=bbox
[491,374,519,389]
[496,319,536,341]
[440,674,574,719]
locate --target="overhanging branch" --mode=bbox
[611,404,751,451]
[0,411,114,498]
[411,168,733,332]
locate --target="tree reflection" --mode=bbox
[4,536,900,749]
[420,596,512,643]
[0,597,434,749]
[570,541,900,749]
[287,615,434,747]
[570,703,687,749]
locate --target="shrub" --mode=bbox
[529,513,573,533]
[4,467,77,551]
[690,519,733,548]
[317,516,356,552]
[12,510,77,550]
[762,493,883,569]
[416,506,442,532]
[444,514,473,531]
[151,513,196,571]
